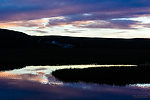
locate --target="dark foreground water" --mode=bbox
[0,65,149,100]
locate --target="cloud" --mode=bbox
[77,20,140,29]
[0,18,46,28]
[27,30,48,34]
[1,0,150,22]
[46,14,141,29]
[64,29,85,33]
[1,0,150,32]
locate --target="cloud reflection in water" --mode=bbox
[0,65,149,100]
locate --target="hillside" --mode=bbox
[1,29,150,49]
[0,29,150,66]
[0,29,33,48]
[0,29,29,38]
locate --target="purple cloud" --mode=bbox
[1,0,150,30]
[1,0,150,22]
[78,20,140,29]
[47,14,140,29]
[27,30,48,34]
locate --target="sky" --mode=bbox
[1,0,150,38]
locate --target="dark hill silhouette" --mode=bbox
[1,28,150,65]
[0,29,32,48]
[1,28,150,49]
[0,29,29,38]
[32,36,150,49]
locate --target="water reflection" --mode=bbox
[0,65,149,100]
[2,65,137,85]
[130,84,150,88]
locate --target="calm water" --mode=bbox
[0,65,149,100]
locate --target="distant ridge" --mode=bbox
[1,29,150,65]
[1,28,150,49]
[0,29,33,48]
[0,29,29,38]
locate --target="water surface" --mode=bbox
[0,65,149,100]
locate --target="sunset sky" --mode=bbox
[1,0,150,38]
